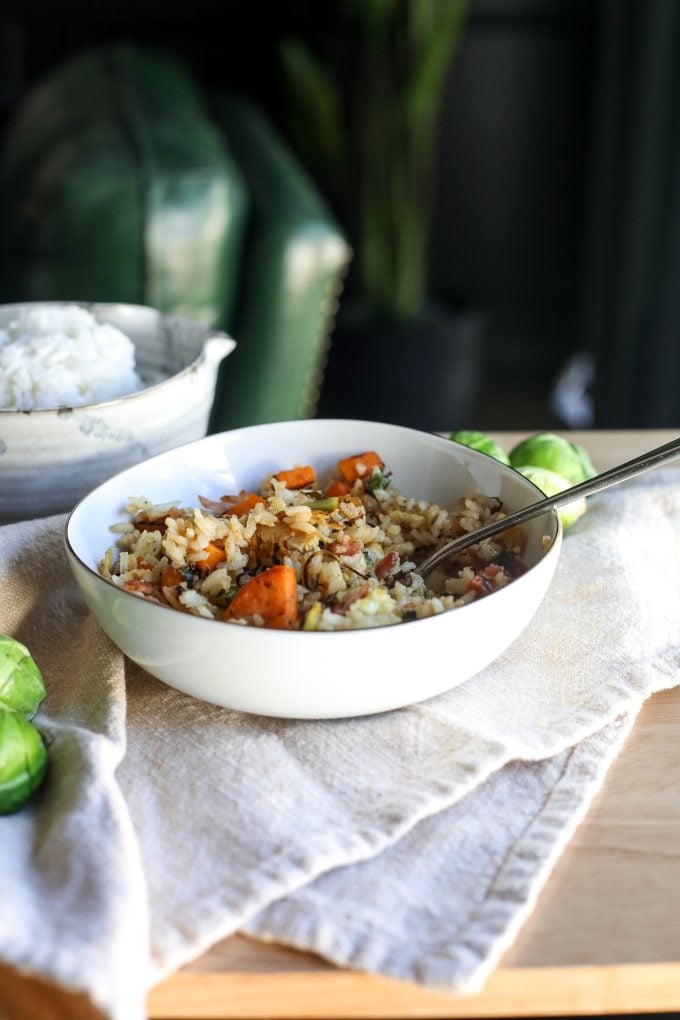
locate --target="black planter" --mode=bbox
[317,300,484,431]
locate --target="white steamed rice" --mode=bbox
[0,304,143,410]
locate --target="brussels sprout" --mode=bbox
[515,465,587,531]
[0,709,47,814]
[568,439,597,481]
[450,430,510,465]
[509,433,595,484]
[0,635,45,719]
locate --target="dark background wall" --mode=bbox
[0,0,675,429]
[431,0,595,403]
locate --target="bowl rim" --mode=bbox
[64,419,563,637]
[0,300,235,415]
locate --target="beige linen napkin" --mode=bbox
[0,469,678,1019]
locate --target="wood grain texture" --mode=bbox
[148,431,680,1018]
[148,963,680,1018]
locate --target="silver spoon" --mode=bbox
[417,435,680,580]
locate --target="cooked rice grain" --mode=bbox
[100,456,526,630]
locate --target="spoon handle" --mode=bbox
[417,435,680,578]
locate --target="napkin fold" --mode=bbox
[0,469,678,1020]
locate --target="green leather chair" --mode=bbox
[0,45,350,428]
[209,94,351,430]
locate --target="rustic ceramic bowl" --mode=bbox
[65,419,562,719]
[0,302,235,521]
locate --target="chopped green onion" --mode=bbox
[302,603,322,631]
[305,497,340,511]
[366,471,392,491]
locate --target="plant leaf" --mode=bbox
[404,0,469,126]
[279,37,348,192]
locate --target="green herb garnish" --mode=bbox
[304,497,340,511]
[366,471,392,491]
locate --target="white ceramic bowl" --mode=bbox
[0,301,235,521]
[65,419,562,719]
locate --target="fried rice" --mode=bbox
[99,451,527,631]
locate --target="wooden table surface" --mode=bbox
[147,430,680,1020]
